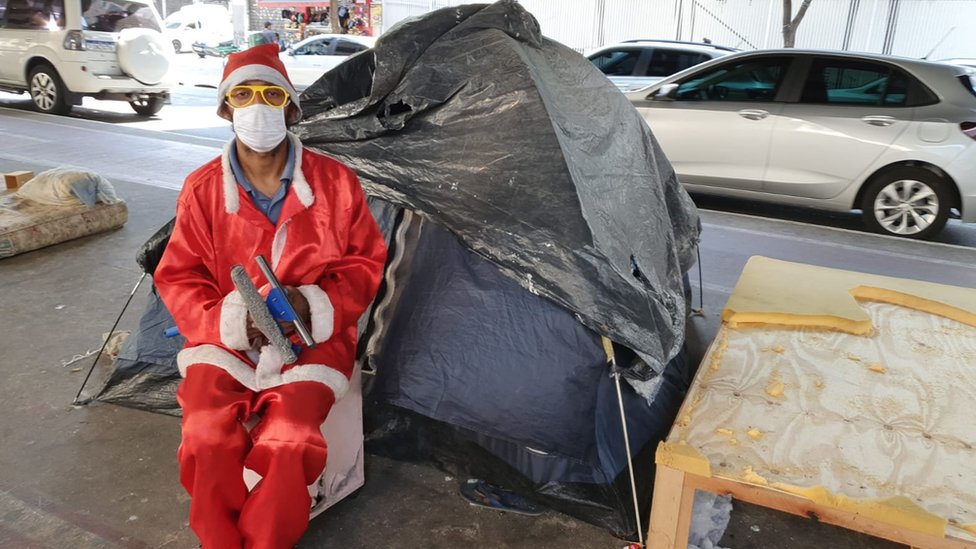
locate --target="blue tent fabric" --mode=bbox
[363,212,695,538]
[371,215,608,461]
[93,289,184,416]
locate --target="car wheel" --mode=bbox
[860,167,952,239]
[29,65,71,115]
[172,39,182,53]
[197,52,206,58]
[129,96,165,117]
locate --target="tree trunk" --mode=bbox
[782,0,813,48]
[783,27,796,47]
[330,0,340,33]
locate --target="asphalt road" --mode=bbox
[3,51,974,247]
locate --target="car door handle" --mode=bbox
[862,115,896,127]
[738,109,769,120]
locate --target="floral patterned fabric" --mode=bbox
[0,192,127,259]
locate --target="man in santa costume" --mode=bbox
[155,43,387,549]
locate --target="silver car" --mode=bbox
[628,50,976,239]
[588,40,735,93]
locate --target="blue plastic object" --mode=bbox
[164,326,180,337]
[265,287,297,322]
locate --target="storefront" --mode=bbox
[253,0,375,45]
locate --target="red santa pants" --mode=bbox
[176,364,336,549]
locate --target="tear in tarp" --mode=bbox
[295,0,701,375]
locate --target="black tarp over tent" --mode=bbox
[298,0,700,378]
[92,0,702,539]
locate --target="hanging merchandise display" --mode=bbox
[259,0,373,37]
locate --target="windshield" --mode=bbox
[83,0,161,32]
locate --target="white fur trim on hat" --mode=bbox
[218,64,302,120]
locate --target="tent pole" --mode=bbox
[73,272,148,405]
[602,337,645,547]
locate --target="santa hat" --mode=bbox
[218,43,302,122]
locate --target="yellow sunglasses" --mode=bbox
[225,85,291,109]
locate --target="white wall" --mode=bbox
[378,0,976,60]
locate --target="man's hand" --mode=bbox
[245,286,311,347]
[246,314,266,347]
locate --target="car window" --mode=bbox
[590,49,642,77]
[83,0,160,33]
[295,38,331,55]
[4,0,64,29]
[675,56,789,101]
[334,40,365,56]
[801,59,909,106]
[959,75,976,98]
[0,0,6,22]
[644,49,712,77]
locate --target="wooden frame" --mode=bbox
[647,464,975,549]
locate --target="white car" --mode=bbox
[279,34,375,89]
[163,17,232,54]
[162,4,230,53]
[940,58,976,70]
[628,50,976,239]
[587,40,736,93]
[0,0,171,116]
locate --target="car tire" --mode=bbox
[860,167,952,240]
[29,65,71,115]
[129,96,165,117]
[197,52,206,59]
[172,39,182,53]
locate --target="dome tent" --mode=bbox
[295,0,701,538]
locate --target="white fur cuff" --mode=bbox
[296,284,335,343]
[219,290,251,350]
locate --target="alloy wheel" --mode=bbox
[30,72,57,112]
[872,179,939,236]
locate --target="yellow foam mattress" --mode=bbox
[663,256,976,541]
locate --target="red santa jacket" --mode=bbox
[155,133,387,399]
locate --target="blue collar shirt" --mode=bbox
[229,139,295,226]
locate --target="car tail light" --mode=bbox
[962,122,976,141]
[63,30,85,51]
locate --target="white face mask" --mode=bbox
[233,104,287,153]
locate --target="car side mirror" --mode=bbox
[650,83,679,101]
[286,47,295,56]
